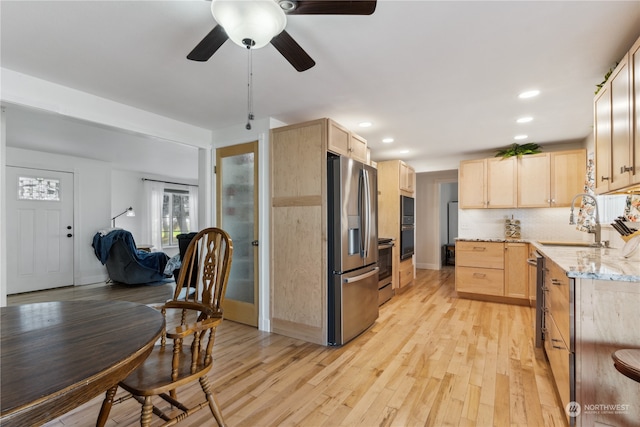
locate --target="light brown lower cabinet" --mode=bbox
[543,258,573,422]
[398,258,414,288]
[541,256,640,426]
[455,240,529,304]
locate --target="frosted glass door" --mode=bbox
[216,141,258,327]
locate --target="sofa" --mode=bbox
[92,229,170,285]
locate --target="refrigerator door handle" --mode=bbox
[344,267,379,283]
[359,169,366,258]
[360,168,371,259]
[365,169,371,259]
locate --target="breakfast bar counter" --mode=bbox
[530,241,640,282]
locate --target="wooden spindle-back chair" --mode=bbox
[96,227,233,427]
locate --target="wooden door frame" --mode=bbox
[215,141,259,326]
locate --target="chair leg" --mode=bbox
[96,385,118,427]
[141,396,153,427]
[200,376,225,427]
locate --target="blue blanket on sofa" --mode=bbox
[92,230,168,273]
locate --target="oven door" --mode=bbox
[400,225,414,260]
[378,243,393,287]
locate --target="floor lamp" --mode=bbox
[112,207,135,227]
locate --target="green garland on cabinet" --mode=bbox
[494,143,541,158]
[595,62,618,95]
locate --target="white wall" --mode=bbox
[1,69,211,148]
[415,169,459,270]
[1,108,7,306]
[440,183,458,244]
[6,147,112,286]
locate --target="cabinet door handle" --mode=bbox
[472,273,487,278]
[621,165,633,173]
[550,278,562,286]
[551,338,564,350]
[472,247,487,251]
[601,175,610,182]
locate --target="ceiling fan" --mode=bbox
[187,0,377,72]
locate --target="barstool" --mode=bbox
[612,349,640,383]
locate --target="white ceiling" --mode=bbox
[2,0,640,174]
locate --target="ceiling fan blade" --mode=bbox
[285,0,376,15]
[187,25,228,62]
[270,30,316,72]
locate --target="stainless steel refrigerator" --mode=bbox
[328,155,379,346]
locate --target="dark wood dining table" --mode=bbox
[0,300,165,427]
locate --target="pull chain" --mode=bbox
[246,45,254,130]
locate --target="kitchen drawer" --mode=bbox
[544,312,572,413]
[399,258,413,288]
[456,241,504,269]
[545,260,571,346]
[455,266,504,296]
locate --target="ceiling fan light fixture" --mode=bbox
[211,0,286,49]
[278,0,297,12]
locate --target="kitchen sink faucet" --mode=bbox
[569,193,606,247]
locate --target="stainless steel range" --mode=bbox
[378,237,394,305]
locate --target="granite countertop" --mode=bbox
[530,242,640,282]
[456,237,640,282]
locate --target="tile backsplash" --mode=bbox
[458,207,616,243]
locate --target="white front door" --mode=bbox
[6,167,74,294]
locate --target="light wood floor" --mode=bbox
[8,269,567,427]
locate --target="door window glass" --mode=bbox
[18,176,60,201]
[221,152,255,303]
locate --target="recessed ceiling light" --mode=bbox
[358,122,372,128]
[518,90,540,99]
[517,116,533,123]
[382,138,394,144]
[514,135,528,140]
[399,149,410,154]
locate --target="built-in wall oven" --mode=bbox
[400,195,415,260]
[378,238,394,305]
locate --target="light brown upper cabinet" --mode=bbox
[459,157,517,209]
[594,84,612,193]
[594,34,640,193]
[517,150,586,208]
[327,120,368,164]
[610,53,632,191]
[399,161,416,194]
[461,150,585,209]
[459,159,487,208]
